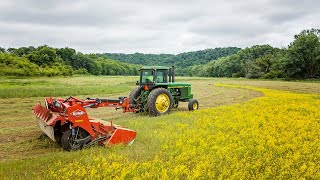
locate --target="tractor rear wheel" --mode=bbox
[129,86,142,105]
[61,127,89,151]
[147,88,173,116]
[188,99,199,111]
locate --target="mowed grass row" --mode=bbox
[0,76,138,98]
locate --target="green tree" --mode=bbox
[0,47,5,53]
[26,45,59,66]
[237,45,278,78]
[284,29,320,78]
[7,46,35,57]
[56,47,76,65]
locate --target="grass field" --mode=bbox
[0,76,319,179]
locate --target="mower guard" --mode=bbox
[33,103,57,141]
[36,117,55,141]
[107,127,136,145]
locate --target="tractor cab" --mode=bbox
[138,66,174,85]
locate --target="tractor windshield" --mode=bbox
[155,70,167,83]
[141,70,154,83]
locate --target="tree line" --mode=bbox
[0,46,139,76]
[98,47,240,75]
[188,29,320,79]
[1,28,319,79]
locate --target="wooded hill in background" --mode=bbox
[97,47,240,75]
[0,46,139,76]
[99,28,320,79]
[189,29,320,79]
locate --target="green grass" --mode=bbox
[0,76,137,98]
[0,76,319,179]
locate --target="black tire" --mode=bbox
[54,134,62,145]
[172,101,179,108]
[54,123,62,144]
[129,86,142,104]
[61,127,89,151]
[188,99,199,111]
[147,88,173,116]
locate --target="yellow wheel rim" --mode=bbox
[156,93,170,113]
[193,102,198,109]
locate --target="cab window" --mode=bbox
[155,70,167,83]
[141,70,154,83]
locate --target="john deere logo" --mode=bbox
[71,110,85,117]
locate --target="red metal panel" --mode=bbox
[66,104,95,137]
[106,127,137,145]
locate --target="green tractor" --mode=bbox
[129,66,199,116]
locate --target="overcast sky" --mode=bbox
[0,0,319,54]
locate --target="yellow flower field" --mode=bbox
[48,84,320,179]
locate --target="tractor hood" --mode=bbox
[155,82,191,87]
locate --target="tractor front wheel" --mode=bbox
[147,88,173,116]
[61,127,89,151]
[188,99,199,111]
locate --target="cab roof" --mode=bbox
[140,66,170,70]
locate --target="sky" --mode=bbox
[0,0,319,54]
